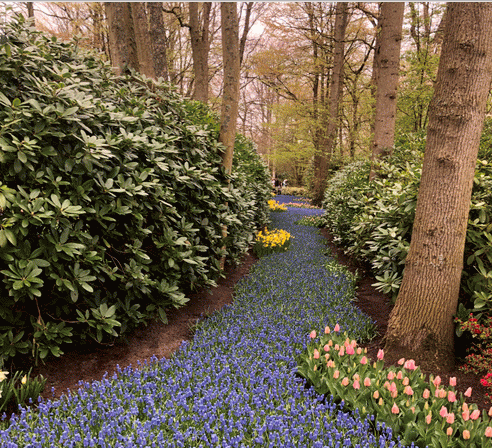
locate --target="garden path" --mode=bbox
[33,204,490,413]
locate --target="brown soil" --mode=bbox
[33,231,491,413]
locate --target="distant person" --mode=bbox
[274,178,282,195]
[282,179,288,188]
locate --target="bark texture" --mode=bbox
[189,3,212,103]
[105,3,138,76]
[312,2,348,206]
[369,2,404,180]
[148,3,169,82]
[385,3,492,371]
[131,3,155,79]
[219,2,240,174]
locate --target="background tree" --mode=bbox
[189,2,212,102]
[369,2,404,180]
[312,2,349,205]
[384,2,492,371]
[148,3,170,82]
[219,2,240,174]
[105,3,139,75]
[130,2,155,79]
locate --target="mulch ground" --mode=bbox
[32,229,490,412]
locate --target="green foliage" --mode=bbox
[0,16,270,367]
[282,186,307,196]
[0,368,46,414]
[322,134,492,319]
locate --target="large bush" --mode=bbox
[0,16,270,367]
[322,133,492,321]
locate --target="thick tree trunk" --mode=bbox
[148,3,169,82]
[218,3,240,270]
[219,2,240,174]
[369,2,404,180]
[130,3,156,79]
[189,2,212,103]
[105,3,139,76]
[312,2,348,206]
[384,3,492,371]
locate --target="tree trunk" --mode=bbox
[218,2,240,271]
[219,2,240,174]
[130,3,156,79]
[312,2,348,206]
[369,2,404,180]
[189,2,212,103]
[26,2,35,23]
[105,3,139,76]
[148,2,169,82]
[384,2,492,371]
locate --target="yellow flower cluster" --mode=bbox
[256,228,292,249]
[268,199,287,212]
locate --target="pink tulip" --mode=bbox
[446,413,455,424]
[341,377,349,387]
[485,427,492,438]
[333,370,340,379]
[323,344,330,352]
[324,326,331,334]
[462,403,469,412]
[391,403,399,414]
[364,377,371,387]
[389,382,397,393]
[463,430,470,440]
[339,346,345,356]
[373,390,379,399]
[425,413,432,424]
[377,349,384,360]
[360,356,368,365]
[353,373,360,382]
[449,377,457,387]
[346,345,355,355]
[398,358,405,365]
[404,359,416,370]
[423,388,430,399]
[464,387,472,397]
[448,391,456,403]
[439,406,448,418]
[334,323,340,332]
[396,371,403,380]
[327,360,335,368]
[488,406,492,417]
[433,375,442,387]
[353,380,360,390]
[325,354,329,361]
[313,349,320,359]
[404,386,414,396]
[357,347,362,355]
[462,410,470,421]
[402,377,409,386]
[471,409,480,420]
[310,330,317,339]
[387,371,395,381]
[439,389,447,399]
[351,339,357,347]
[446,427,453,436]
[334,344,339,350]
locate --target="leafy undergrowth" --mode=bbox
[0,197,403,447]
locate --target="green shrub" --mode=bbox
[282,186,307,196]
[0,15,270,367]
[322,135,492,319]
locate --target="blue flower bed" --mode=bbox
[0,196,404,447]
